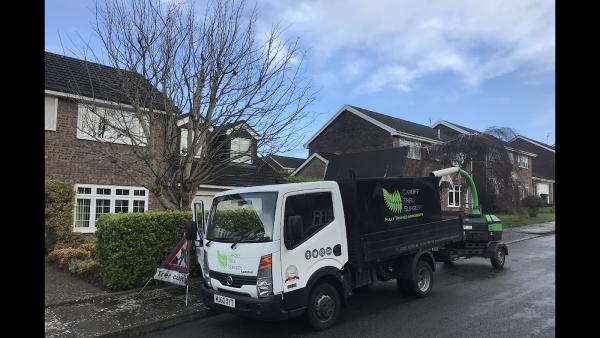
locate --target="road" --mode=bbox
[148,235,555,338]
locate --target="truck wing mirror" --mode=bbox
[284,216,303,250]
[184,220,199,241]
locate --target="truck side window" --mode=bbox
[285,192,334,241]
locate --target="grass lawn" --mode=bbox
[496,207,555,228]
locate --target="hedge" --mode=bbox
[45,178,76,252]
[95,211,192,290]
[212,209,262,233]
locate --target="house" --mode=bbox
[264,155,306,174]
[432,120,539,202]
[292,104,538,213]
[45,51,283,233]
[509,135,555,205]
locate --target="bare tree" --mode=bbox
[70,0,315,209]
[426,127,523,213]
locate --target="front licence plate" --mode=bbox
[214,294,235,308]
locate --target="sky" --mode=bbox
[45,0,555,159]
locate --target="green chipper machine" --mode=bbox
[430,167,508,269]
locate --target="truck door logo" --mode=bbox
[285,265,299,283]
[305,250,311,260]
[382,188,403,213]
[217,250,228,268]
[312,249,318,258]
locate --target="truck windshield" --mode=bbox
[206,192,277,243]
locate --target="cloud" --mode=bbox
[258,0,555,93]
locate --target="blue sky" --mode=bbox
[45,0,555,158]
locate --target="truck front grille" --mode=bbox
[209,270,257,288]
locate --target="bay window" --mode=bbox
[73,184,149,233]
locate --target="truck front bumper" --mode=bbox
[201,283,304,321]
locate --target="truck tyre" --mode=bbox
[408,261,434,298]
[490,246,506,269]
[306,283,341,330]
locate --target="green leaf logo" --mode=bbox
[383,188,403,214]
[217,250,228,268]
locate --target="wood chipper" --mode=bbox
[430,167,508,269]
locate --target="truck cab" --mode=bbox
[199,181,349,328]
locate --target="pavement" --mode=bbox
[44,220,555,337]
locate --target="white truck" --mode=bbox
[190,169,505,330]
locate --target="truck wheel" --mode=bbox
[306,283,341,330]
[408,261,434,298]
[490,247,506,269]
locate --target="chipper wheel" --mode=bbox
[490,246,506,269]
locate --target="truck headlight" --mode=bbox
[257,254,273,297]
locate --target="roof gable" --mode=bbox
[269,155,305,169]
[304,104,443,148]
[510,135,555,153]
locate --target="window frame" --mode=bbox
[282,189,336,250]
[230,137,253,164]
[517,155,529,169]
[398,139,421,160]
[448,185,462,208]
[45,95,58,131]
[76,104,147,146]
[73,184,149,233]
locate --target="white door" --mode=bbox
[279,189,348,294]
[536,183,550,204]
[193,201,206,270]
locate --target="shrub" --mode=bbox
[521,196,546,217]
[45,178,76,252]
[95,211,192,290]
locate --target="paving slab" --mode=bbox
[45,261,108,306]
[45,279,210,338]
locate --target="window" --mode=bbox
[398,139,421,160]
[517,155,529,169]
[77,104,147,145]
[284,192,334,243]
[508,152,515,164]
[231,137,252,163]
[133,200,145,212]
[451,152,465,167]
[73,184,148,233]
[78,187,91,194]
[116,189,130,196]
[180,128,203,157]
[448,185,461,208]
[95,199,111,222]
[45,96,58,131]
[115,200,129,213]
[75,199,91,228]
[520,184,530,199]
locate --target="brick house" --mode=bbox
[432,120,539,204]
[264,155,305,174]
[292,104,538,213]
[509,135,555,205]
[45,52,283,233]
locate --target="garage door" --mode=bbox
[536,183,550,204]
